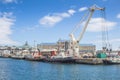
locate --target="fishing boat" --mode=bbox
[45,50,76,63]
[103,57,120,64]
[24,48,44,61]
[11,55,24,59]
[11,50,24,59]
[2,50,11,58]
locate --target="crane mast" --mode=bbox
[68,5,104,57]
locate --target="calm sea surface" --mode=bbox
[0,58,120,80]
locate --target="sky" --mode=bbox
[0,0,120,50]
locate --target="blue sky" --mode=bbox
[0,0,120,50]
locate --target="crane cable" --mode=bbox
[101,10,106,50]
[101,8,111,52]
[71,10,89,34]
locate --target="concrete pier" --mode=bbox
[75,58,103,65]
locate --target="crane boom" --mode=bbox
[68,5,104,57]
[77,5,104,43]
[77,10,94,42]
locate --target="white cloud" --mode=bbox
[86,18,117,32]
[68,9,76,15]
[79,7,88,12]
[117,14,120,18]
[60,12,71,17]
[39,9,76,26]
[0,12,17,45]
[1,0,17,3]
[0,12,13,18]
[40,15,62,26]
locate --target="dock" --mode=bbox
[44,57,76,63]
[75,58,103,65]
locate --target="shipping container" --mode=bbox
[97,53,107,58]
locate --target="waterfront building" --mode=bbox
[37,40,96,54]
[79,44,96,53]
[37,43,57,50]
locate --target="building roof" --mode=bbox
[38,43,57,46]
[57,39,69,42]
[80,44,95,46]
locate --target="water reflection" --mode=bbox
[0,58,120,80]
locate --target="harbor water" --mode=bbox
[0,58,120,80]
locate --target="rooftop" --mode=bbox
[38,43,57,46]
